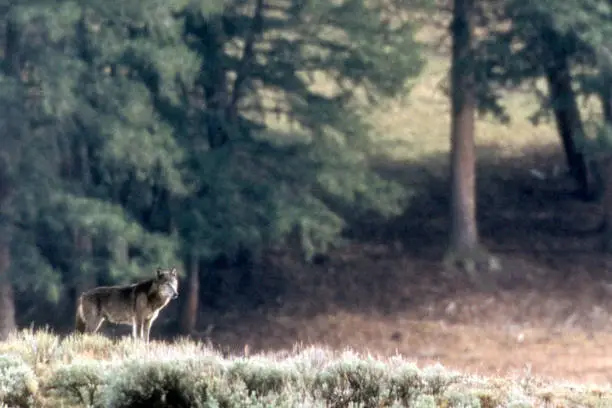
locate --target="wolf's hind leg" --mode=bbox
[76,303,104,334]
[83,309,104,333]
[76,315,104,334]
[90,317,104,333]
[75,311,87,334]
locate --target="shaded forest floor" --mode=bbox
[193,144,612,386]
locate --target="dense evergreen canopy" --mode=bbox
[0,0,424,318]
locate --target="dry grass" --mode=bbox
[1,329,612,407]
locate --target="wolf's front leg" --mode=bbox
[138,319,146,340]
[133,314,146,340]
[143,318,153,343]
[135,298,147,341]
[131,318,139,339]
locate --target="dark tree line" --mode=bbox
[0,0,423,339]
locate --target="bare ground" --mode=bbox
[27,144,612,386]
[193,145,612,386]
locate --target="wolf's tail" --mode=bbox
[75,300,87,333]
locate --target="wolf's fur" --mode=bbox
[75,267,179,342]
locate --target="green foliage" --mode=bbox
[9,233,62,303]
[420,363,461,395]
[445,390,482,408]
[98,359,211,408]
[46,360,110,406]
[388,362,426,404]
[312,357,389,407]
[174,0,424,259]
[1,0,425,306]
[412,394,437,408]
[182,136,410,260]
[583,119,612,153]
[504,388,535,408]
[0,354,38,408]
[469,0,612,125]
[227,358,297,396]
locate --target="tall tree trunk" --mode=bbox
[543,41,590,199]
[0,158,16,340]
[445,0,497,275]
[71,132,95,309]
[602,74,612,125]
[73,230,94,295]
[0,239,16,341]
[188,16,230,149]
[595,72,612,249]
[180,254,199,335]
[447,0,478,260]
[0,18,18,341]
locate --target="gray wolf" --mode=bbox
[75,267,179,342]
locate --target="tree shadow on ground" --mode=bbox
[359,143,602,258]
[22,142,612,355]
[164,141,612,354]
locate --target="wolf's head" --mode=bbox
[155,267,179,300]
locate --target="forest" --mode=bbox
[3,0,612,390]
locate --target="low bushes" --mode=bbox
[0,354,39,408]
[0,330,610,407]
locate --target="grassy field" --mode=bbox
[1,329,612,407]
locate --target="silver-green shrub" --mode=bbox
[227,358,299,397]
[97,359,211,408]
[504,388,535,408]
[412,394,437,408]
[445,390,482,408]
[0,354,38,408]
[388,362,424,404]
[420,364,460,396]
[46,360,112,406]
[312,357,389,407]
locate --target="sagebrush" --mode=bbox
[0,330,610,407]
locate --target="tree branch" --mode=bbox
[228,0,264,118]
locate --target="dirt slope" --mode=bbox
[198,147,612,385]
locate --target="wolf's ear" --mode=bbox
[156,268,163,278]
[170,267,177,277]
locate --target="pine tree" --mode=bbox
[471,0,612,250]
[444,0,499,276]
[1,0,425,328]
